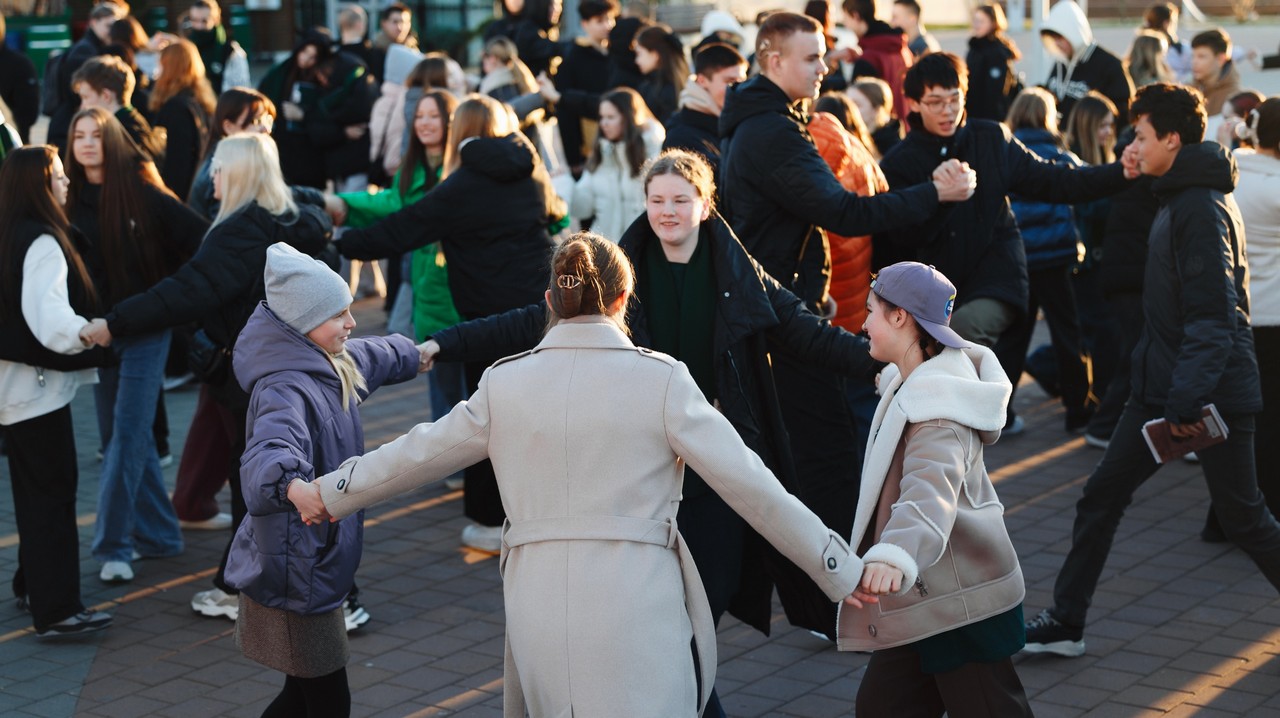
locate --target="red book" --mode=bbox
[1141,404,1229,465]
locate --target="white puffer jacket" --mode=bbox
[1234,149,1280,327]
[570,121,664,243]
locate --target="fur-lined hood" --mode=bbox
[878,345,1010,442]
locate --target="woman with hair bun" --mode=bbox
[302,229,867,717]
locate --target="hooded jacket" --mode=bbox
[1040,0,1133,126]
[851,21,912,121]
[662,82,723,173]
[876,119,1128,316]
[965,35,1020,122]
[837,345,1023,651]
[719,73,939,311]
[427,213,876,635]
[224,303,419,614]
[1132,142,1261,424]
[337,133,564,319]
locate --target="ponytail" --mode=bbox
[546,232,635,333]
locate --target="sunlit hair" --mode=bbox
[1125,31,1173,87]
[210,133,297,226]
[108,15,149,66]
[1249,97,1280,152]
[406,53,449,89]
[443,94,518,176]
[587,87,654,177]
[1005,87,1060,139]
[66,107,176,304]
[755,10,821,60]
[0,146,98,321]
[815,91,876,153]
[150,39,216,116]
[634,25,688,95]
[642,148,716,212]
[71,55,135,106]
[483,37,539,95]
[400,90,459,198]
[974,4,1021,60]
[545,231,635,334]
[1064,91,1119,165]
[852,78,894,130]
[203,87,276,161]
[330,349,367,409]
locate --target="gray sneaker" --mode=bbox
[36,610,112,639]
[191,588,238,621]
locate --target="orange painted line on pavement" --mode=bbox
[0,512,97,549]
[399,677,505,717]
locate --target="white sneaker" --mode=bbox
[461,524,502,552]
[191,588,238,620]
[158,453,174,468]
[180,512,233,530]
[1084,433,1110,450]
[344,595,370,632]
[100,561,134,583]
[1184,451,1200,464]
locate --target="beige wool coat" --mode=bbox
[317,316,862,717]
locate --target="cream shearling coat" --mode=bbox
[836,346,1024,652]
[318,317,861,717]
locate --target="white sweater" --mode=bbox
[0,235,97,426]
[1235,150,1280,327]
[570,121,665,243]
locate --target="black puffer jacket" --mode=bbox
[430,212,874,633]
[337,133,563,319]
[104,198,334,351]
[965,35,1019,122]
[662,107,721,173]
[1132,142,1261,423]
[1099,175,1158,296]
[876,119,1129,315]
[718,74,939,312]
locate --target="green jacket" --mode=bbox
[339,163,462,340]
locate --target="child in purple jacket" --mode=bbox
[225,243,428,716]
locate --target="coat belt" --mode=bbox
[500,514,716,717]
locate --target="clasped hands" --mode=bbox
[842,561,904,609]
[416,339,440,373]
[931,159,978,203]
[79,318,112,347]
[288,478,334,526]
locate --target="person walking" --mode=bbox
[1023,84,1280,657]
[227,243,425,717]
[0,146,114,638]
[303,232,865,717]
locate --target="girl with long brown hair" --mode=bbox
[634,24,688,122]
[571,86,664,242]
[67,107,208,585]
[150,39,217,199]
[189,87,278,218]
[0,146,112,637]
[965,3,1022,121]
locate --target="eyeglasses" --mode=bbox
[919,95,963,113]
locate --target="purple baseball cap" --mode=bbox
[871,262,973,349]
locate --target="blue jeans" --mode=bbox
[1052,401,1280,626]
[92,331,184,563]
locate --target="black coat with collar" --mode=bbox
[876,118,1130,316]
[718,74,939,312]
[429,212,874,634]
[662,107,721,174]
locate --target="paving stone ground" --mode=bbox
[2,296,1277,717]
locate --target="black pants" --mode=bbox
[856,645,1033,717]
[1086,291,1143,439]
[462,360,504,526]
[1053,402,1280,627]
[261,667,350,718]
[213,398,249,594]
[4,405,87,631]
[1003,265,1092,424]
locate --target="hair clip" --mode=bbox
[557,274,583,290]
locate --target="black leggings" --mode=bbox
[260,668,350,718]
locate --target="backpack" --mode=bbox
[41,51,66,117]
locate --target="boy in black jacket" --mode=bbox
[70,56,167,171]
[541,0,618,174]
[1024,83,1280,658]
[661,43,747,174]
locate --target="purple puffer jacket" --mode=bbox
[225,302,420,615]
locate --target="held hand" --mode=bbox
[282,102,305,122]
[1169,420,1207,440]
[344,123,368,141]
[80,318,112,347]
[859,561,904,596]
[934,166,977,203]
[843,588,881,609]
[537,73,561,103]
[1122,141,1141,179]
[416,339,440,373]
[287,479,331,525]
[931,158,963,183]
[323,194,348,226]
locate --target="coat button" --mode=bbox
[336,479,346,490]
[868,624,877,637]
[827,557,837,570]
[723,292,730,298]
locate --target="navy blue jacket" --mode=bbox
[225,303,419,614]
[1008,128,1082,270]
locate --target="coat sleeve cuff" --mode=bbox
[317,457,359,519]
[864,541,919,597]
[818,532,864,601]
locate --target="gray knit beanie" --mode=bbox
[264,243,353,335]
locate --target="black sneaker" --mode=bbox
[15,594,29,612]
[1022,609,1085,657]
[35,610,112,639]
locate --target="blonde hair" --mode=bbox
[211,133,297,226]
[329,350,368,409]
[1063,92,1118,165]
[1005,87,1059,136]
[442,95,519,176]
[483,37,539,95]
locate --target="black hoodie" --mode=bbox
[718,73,938,311]
[337,133,564,319]
[1132,142,1260,423]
